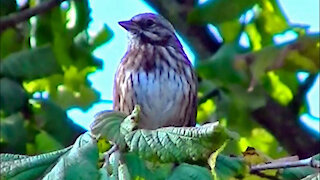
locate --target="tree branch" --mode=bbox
[251,156,320,172]
[143,0,221,59]
[0,0,66,33]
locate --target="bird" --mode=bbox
[113,13,197,130]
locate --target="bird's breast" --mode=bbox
[126,66,188,129]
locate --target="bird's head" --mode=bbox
[119,13,182,49]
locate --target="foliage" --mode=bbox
[192,0,319,158]
[1,109,318,179]
[0,0,112,155]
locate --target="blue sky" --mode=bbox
[66,0,319,134]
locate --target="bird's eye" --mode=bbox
[145,19,155,27]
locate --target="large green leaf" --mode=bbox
[34,131,64,154]
[32,99,85,148]
[0,78,28,115]
[0,46,61,81]
[0,133,99,180]
[90,110,127,149]
[43,133,99,180]
[91,105,237,163]
[168,163,212,180]
[124,122,235,163]
[0,147,70,180]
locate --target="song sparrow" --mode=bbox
[114,13,197,129]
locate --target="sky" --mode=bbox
[66,0,320,134]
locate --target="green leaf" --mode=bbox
[43,133,99,180]
[301,173,320,180]
[124,152,172,180]
[215,155,247,179]
[0,78,28,115]
[0,29,24,59]
[279,166,317,180]
[188,0,256,25]
[236,34,320,81]
[0,113,27,154]
[254,0,289,45]
[208,141,229,179]
[67,0,91,37]
[168,163,212,180]
[124,122,235,163]
[0,147,70,180]
[89,24,113,51]
[262,71,293,105]
[90,110,127,149]
[0,132,99,180]
[196,43,247,85]
[32,99,85,147]
[34,131,64,154]
[0,46,62,80]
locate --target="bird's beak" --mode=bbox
[118,20,138,32]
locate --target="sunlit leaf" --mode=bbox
[262,71,293,105]
[34,131,64,154]
[197,99,216,123]
[245,23,262,51]
[208,141,229,179]
[254,0,289,45]
[89,24,113,51]
[0,29,24,59]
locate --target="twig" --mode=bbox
[0,0,66,33]
[250,157,320,172]
[102,145,119,168]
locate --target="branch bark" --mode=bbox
[0,0,66,33]
[251,156,320,172]
[143,0,221,59]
